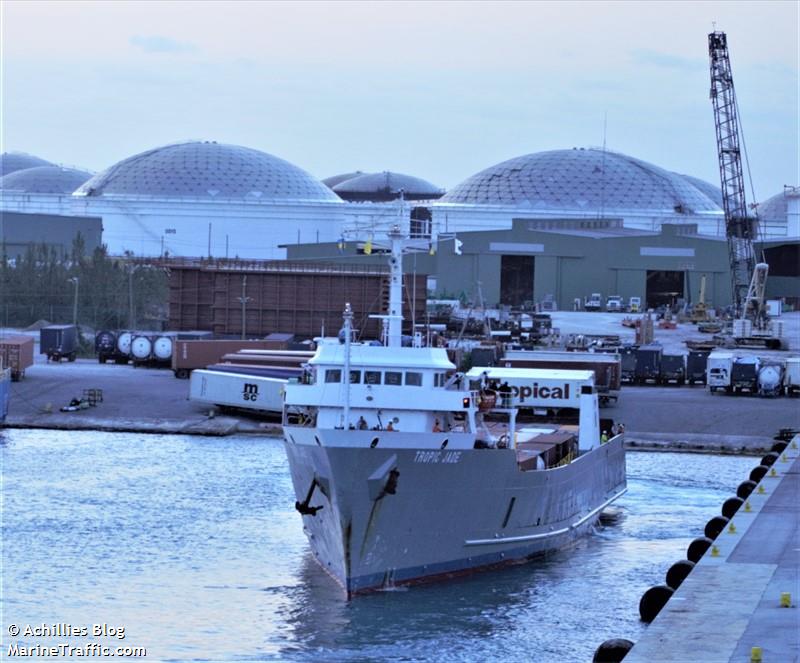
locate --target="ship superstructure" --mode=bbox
[281,226,626,596]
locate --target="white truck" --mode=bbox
[584,293,602,312]
[707,351,734,393]
[628,297,642,313]
[606,295,624,312]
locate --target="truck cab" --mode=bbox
[584,293,602,311]
[628,297,642,313]
[606,295,624,312]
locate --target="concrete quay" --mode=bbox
[3,358,799,450]
[623,437,800,662]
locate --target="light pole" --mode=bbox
[237,275,252,340]
[68,277,79,325]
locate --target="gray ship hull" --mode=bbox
[283,431,626,596]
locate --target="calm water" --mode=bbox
[1,429,755,662]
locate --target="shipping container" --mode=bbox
[205,363,302,379]
[731,356,760,394]
[659,354,686,385]
[502,350,621,403]
[783,357,800,396]
[171,339,291,378]
[634,344,662,384]
[686,350,709,385]
[0,336,35,381]
[619,346,637,383]
[189,369,285,414]
[40,325,78,362]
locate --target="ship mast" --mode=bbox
[387,226,404,348]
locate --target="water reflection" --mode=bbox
[2,431,755,662]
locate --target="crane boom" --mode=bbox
[708,31,760,318]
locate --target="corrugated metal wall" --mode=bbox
[168,260,426,340]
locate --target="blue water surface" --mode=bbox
[1,429,755,662]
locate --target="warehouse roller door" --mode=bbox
[646,270,684,308]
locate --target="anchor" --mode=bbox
[295,477,324,516]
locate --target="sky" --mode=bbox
[1,0,798,204]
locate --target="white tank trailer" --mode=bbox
[757,361,784,397]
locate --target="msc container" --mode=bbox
[619,346,637,383]
[189,369,285,414]
[731,356,760,394]
[660,354,686,385]
[502,350,621,403]
[205,363,302,380]
[634,344,662,384]
[686,350,710,385]
[783,357,800,396]
[757,362,784,398]
[0,336,35,381]
[40,324,78,362]
[171,339,291,379]
[707,351,734,392]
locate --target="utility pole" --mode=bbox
[237,275,252,339]
[128,265,135,328]
[68,277,79,325]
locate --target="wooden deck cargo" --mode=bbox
[167,259,426,340]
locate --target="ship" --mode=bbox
[281,226,626,596]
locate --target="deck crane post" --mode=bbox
[708,31,766,322]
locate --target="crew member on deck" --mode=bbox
[433,418,442,432]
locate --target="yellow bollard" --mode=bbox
[744,501,752,512]
[711,545,720,557]
[792,440,798,449]
[781,454,788,462]
[770,467,778,477]
[751,646,763,662]
[728,522,737,534]
[780,592,791,608]
[757,485,765,494]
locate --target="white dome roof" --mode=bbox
[442,148,721,214]
[75,141,341,202]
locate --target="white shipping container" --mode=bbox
[784,357,800,395]
[189,369,285,413]
[466,366,594,408]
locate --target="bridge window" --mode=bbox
[349,370,361,384]
[365,371,381,385]
[385,371,403,385]
[405,371,422,386]
[325,369,341,383]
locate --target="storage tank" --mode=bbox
[153,336,174,362]
[116,331,133,356]
[130,335,154,363]
[758,362,784,397]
